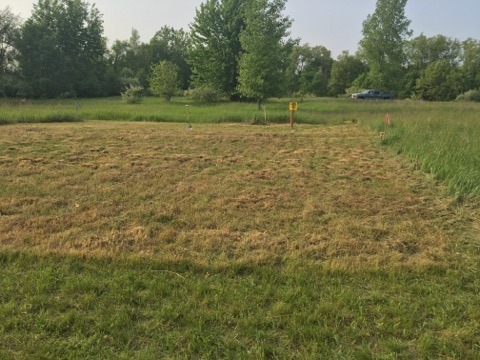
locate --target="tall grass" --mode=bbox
[0,96,357,125]
[1,97,275,124]
[359,100,480,199]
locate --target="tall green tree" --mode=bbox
[0,6,22,96]
[302,45,333,96]
[328,51,368,96]
[17,0,107,98]
[415,60,463,101]
[109,29,151,88]
[189,0,246,99]
[358,0,412,92]
[460,38,480,91]
[406,34,460,71]
[108,26,191,94]
[404,34,461,97]
[286,44,333,96]
[0,7,21,76]
[237,0,294,106]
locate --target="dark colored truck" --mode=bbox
[351,89,394,100]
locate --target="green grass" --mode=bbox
[1,251,479,359]
[1,97,279,124]
[0,96,396,125]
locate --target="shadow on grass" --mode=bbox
[1,249,478,359]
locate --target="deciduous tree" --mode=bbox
[0,7,21,76]
[189,0,246,99]
[328,51,367,96]
[237,0,294,107]
[286,44,333,96]
[17,0,107,98]
[406,34,461,71]
[149,26,191,90]
[149,60,180,101]
[415,60,463,101]
[404,34,461,97]
[358,0,412,92]
[108,29,151,89]
[460,38,480,91]
[0,6,22,96]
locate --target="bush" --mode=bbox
[121,85,144,104]
[456,89,480,102]
[186,87,225,102]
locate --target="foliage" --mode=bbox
[0,6,21,96]
[358,0,412,92]
[238,0,294,105]
[121,84,144,104]
[415,60,463,101]
[404,34,462,97]
[328,51,367,96]
[456,89,480,102]
[185,86,225,102]
[460,38,480,91]
[405,34,461,71]
[149,60,180,102]
[2,1,480,102]
[16,0,107,98]
[286,44,333,96]
[108,27,192,93]
[189,0,246,99]
[108,29,149,90]
[149,26,191,90]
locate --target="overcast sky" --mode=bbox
[5,0,480,57]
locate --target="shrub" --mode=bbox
[186,87,225,102]
[456,89,480,102]
[121,85,144,104]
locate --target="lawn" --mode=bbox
[1,100,479,358]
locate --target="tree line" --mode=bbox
[1,0,479,102]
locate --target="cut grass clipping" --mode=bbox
[0,121,469,267]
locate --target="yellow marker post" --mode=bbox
[289,102,298,128]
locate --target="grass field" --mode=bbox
[2,96,480,198]
[1,99,480,358]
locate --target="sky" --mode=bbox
[4,0,480,57]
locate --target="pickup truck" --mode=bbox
[351,89,394,100]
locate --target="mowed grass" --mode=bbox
[0,122,466,265]
[1,121,480,358]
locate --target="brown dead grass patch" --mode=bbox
[0,121,476,269]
